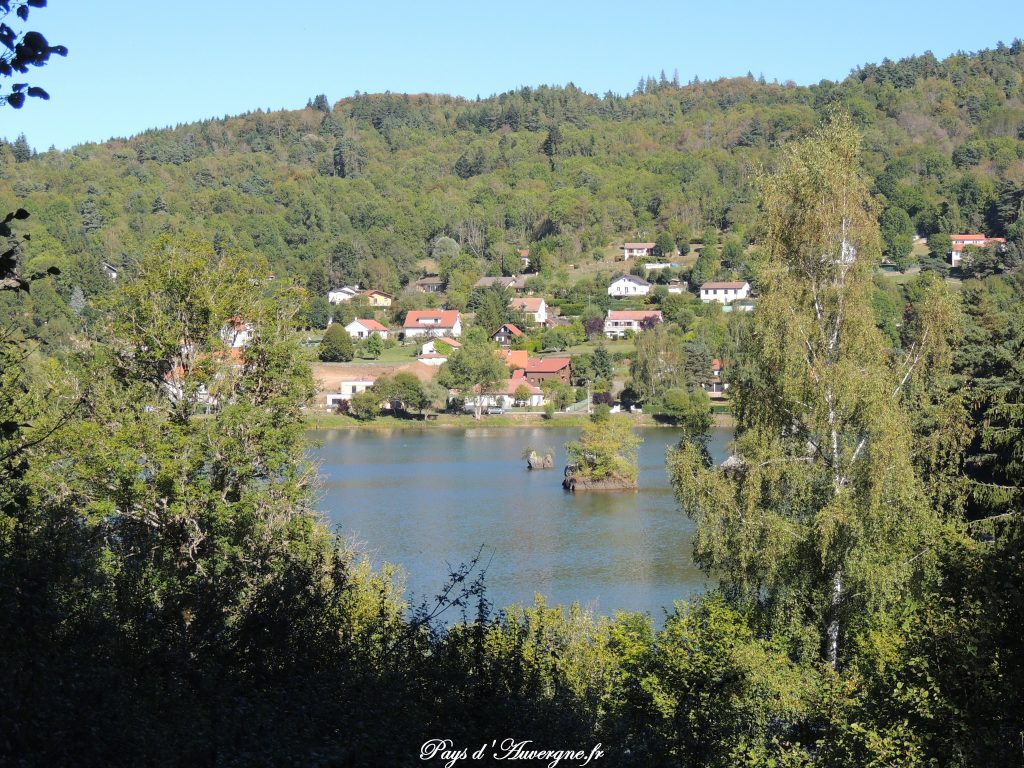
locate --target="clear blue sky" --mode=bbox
[4,0,1022,150]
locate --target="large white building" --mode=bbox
[699,281,751,304]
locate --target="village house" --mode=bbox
[667,277,685,294]
[417,337,461,366]
[221,317,253,348]
[491,323,524,347]
[403,309,462,339]
[474,276,517,290]
[497,348,529,370]
[518,248,531,270]
[509,275,531,293]
[364,289,393,307]
[948,233,1007,267]
[699,280,751,304]
[510,297,547,324]
[344,318,389,340]
[314,362,436,411]
[414,275,445,293]
[621,242,656,261]
[707,358,729,395]
[420,338,462,355]
[607,274,652,298]
[462,371,544,412]
[324,378,377,409]
[524,356,572,386]
[416,353,448,367]
[327,284,361,304]
[603,309,663,339]
[101,260,119,280]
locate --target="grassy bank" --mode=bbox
[304,409,735,430]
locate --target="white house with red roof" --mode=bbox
[509,297,547,324]
[603,309,663,339]
[403,310,462,339]
[345,318,390,340]
[948,234,1007,267]
[622,242,656,260]
[699,281,751,304]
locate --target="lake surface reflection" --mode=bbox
[310,426,731,620]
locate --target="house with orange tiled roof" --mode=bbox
[524,356,572,386]
[491,323,524,347]
[948,234,1007,267]
[603,309,663,339]
[509,297,547,324]
[403,309,462,339]
[345,318,390,340]
[497,348,529,370]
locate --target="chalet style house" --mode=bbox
[491,323,524,347]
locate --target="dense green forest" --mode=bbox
[3,35,1024,766]
[3,41,1024,345]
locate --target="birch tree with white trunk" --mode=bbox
[669,114,953,668]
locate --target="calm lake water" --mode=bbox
[310,426,731,620]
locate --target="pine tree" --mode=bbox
[79,197,102,234]
[11,133,31,163]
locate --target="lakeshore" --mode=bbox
[304,409,736,431]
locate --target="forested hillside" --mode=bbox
[3,42,1024,344]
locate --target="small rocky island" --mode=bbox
[562,415,642,492]
[523,447,555,470]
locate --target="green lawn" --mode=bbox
[560,338,635,357]
[355,343,422,364]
